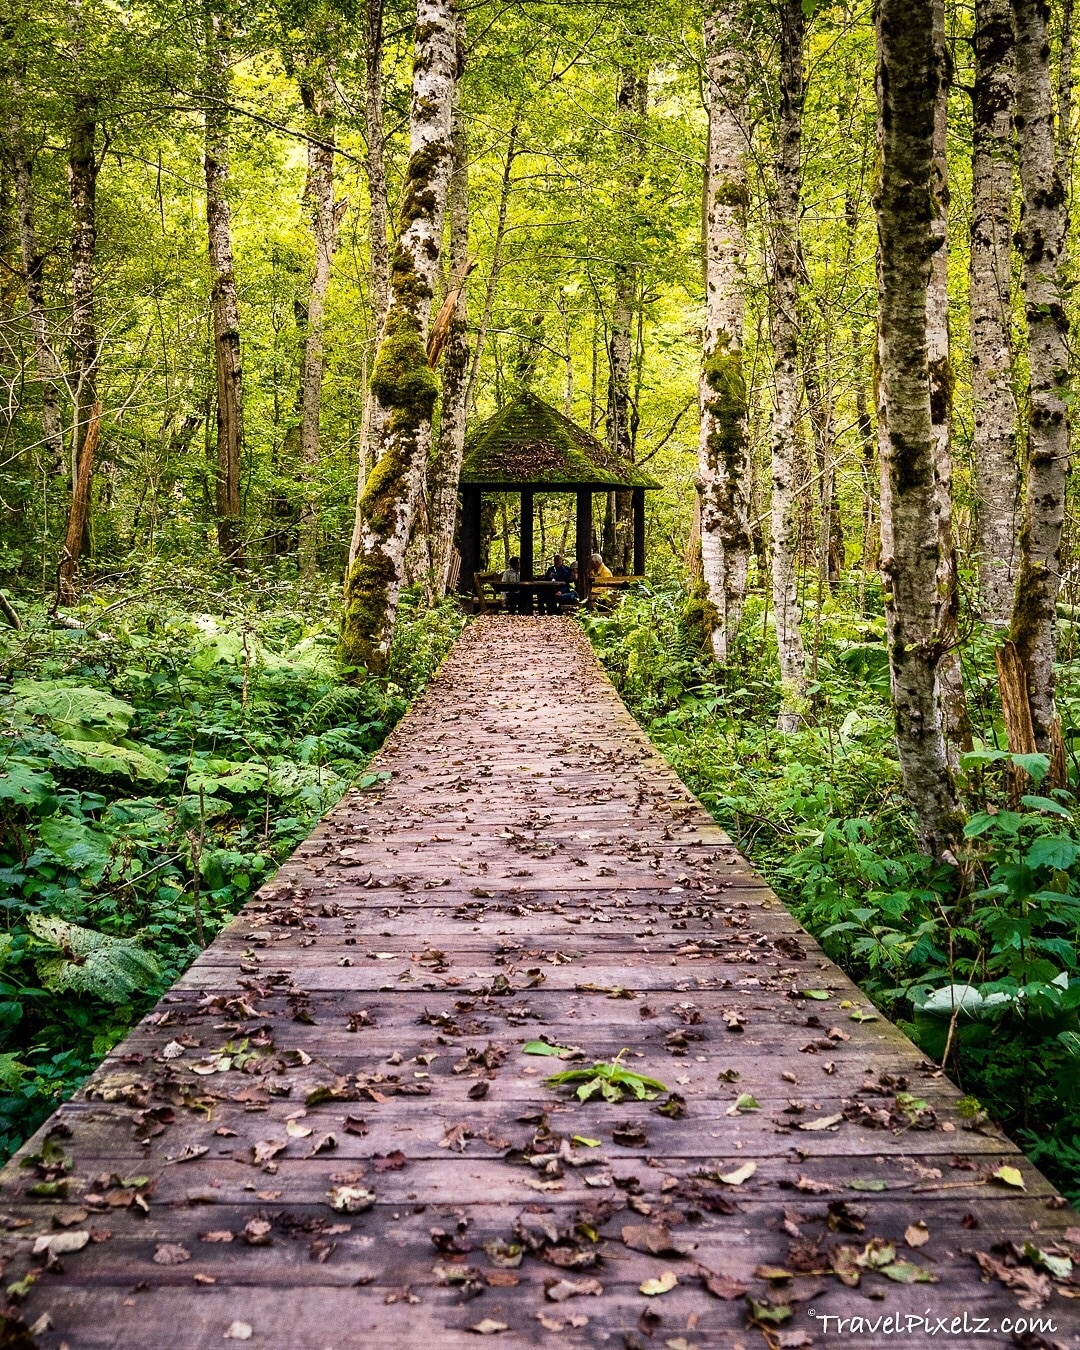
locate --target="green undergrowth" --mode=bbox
[0,572,464,1160]
[585,584,1080,1205]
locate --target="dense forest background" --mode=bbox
[4,0,1080,1204]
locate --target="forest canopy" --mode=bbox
[3,0,1080,1199]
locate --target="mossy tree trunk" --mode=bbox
[296,62,341,581]
[428,26,471,602]
[971,0,1018,625]
[1009,0,1071,763]
[697,0,752,663]
[768,0,807,730]
[347,0,392,573]
[204,3,246,569]
[875,0,964,857]
[340,0,458,675]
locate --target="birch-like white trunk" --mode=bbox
[297,65,340,580]
[204,7,245,568]
[698,0,751,663]
[769,0,807,730]
[971,0,1018,625]
[428,30,471,600]
[876,0,963,857]
[340,0,457,674]
[1010,0,1071,757]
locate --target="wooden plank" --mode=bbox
[1,616,1077,1349]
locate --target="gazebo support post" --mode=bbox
[576,489,592,603]
[460,487,482,595]
[633,486,645,577]
[520,489,534,580]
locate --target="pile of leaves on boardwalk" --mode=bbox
[586,583,1080,1206]
[0,569,463,1160]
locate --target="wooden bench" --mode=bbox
[472,570,506,613]
[587,574,646,608]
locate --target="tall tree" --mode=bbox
[4,91,63,469]
[296,58,342,579]
[203,1,245,567]
[606,61,647,575]
[1006,0,1071,763]
[768,0,807,730]
[340,0,458,673]
[427,13,471,600]
[875,0,963,855]
[970,0,1018,624]
[697,0,752,663]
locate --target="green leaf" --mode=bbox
[879,1261,937,1284]
[800,989,831,1000]
[1012,753,1051,782]
[28,915,161,1003]
[37,816,112,881]
[523,1040,569,1056]
[1020,795,1072,818]
[13,681,135,742]
[61,739,170,783]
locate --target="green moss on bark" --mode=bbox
[683,581,721,652]
[340,550,397,674]
[703,347,748,476]
[370,312,439,439]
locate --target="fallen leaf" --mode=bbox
[327,1185,375,1213]
[621,1224,694,1256]
[990,1164,1025,1190]
[800,990,831,1000]
[286,1120,312,1139]
[880,1260,937,1284]
[545,1277,602,1301]
[717,1161,756,1186]
[374,1150,407,1171]
[243,1219,272,1246]
[904,1221,929,1249]
[640,1270,678,1296]
[469,1319,508,1335]
[199,1231,235,1243]
[725,1093,760,1116]
[699,1269,748,1300]
[32,1231,90,1257]
[798,1113,844,1131]
[223,1322,253,1341]
[153,1243,191,1265]
[252,1139,286,1167]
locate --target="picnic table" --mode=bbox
[493,579,567,613]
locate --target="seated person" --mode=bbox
[558,562,580,607]
[541,553,573,613]
[591,551,614,581]
[501,556,526,613]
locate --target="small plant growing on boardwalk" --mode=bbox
[545,1050,667,1103]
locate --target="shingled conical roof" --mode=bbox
[460,390,659,490]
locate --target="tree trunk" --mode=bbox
[698,0,752,663]
[57,403,101,604]
[875,0,963,857]
[971,0,1018,624]
[347,0,391,572]
[204,6,245,568]
[68,94,98,515]
[297,63,340,580]
[5,104,64,468]
[340,0,458,675]
[428,27,471,601]
[927,0,971,757]
[1009,0,1071,760]
[803,342,844,587]
[769,0,807,730]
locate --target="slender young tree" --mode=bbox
[607,61,647,574]
[428,17,471,600]
[970,0,1018,624]
[875,0,963,856]
[769,0,807,730]
[204,1,245,567]
[296,59,342,579]
[340,0,458,673]
[1007,0,1071,762]
[698,0,752,662]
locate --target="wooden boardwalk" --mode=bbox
[2,616,1078,1348]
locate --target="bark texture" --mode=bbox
[875,0,963,856]
[5,106,63,467]
[698,0,752,662]
[297,63,341,579]
[971,0,1019,624]
[465,111,519,413]
[204,7,245,567]
[769,0,807,729]
[428,32,471,601]
[68,95,98,495]
[1009,0,1071,760]
[340,0,457,674]
[57,403,101,604]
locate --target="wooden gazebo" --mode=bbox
[457,390,659,600]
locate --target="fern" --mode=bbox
[302,686,372,732]
[27,916,162,1003]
